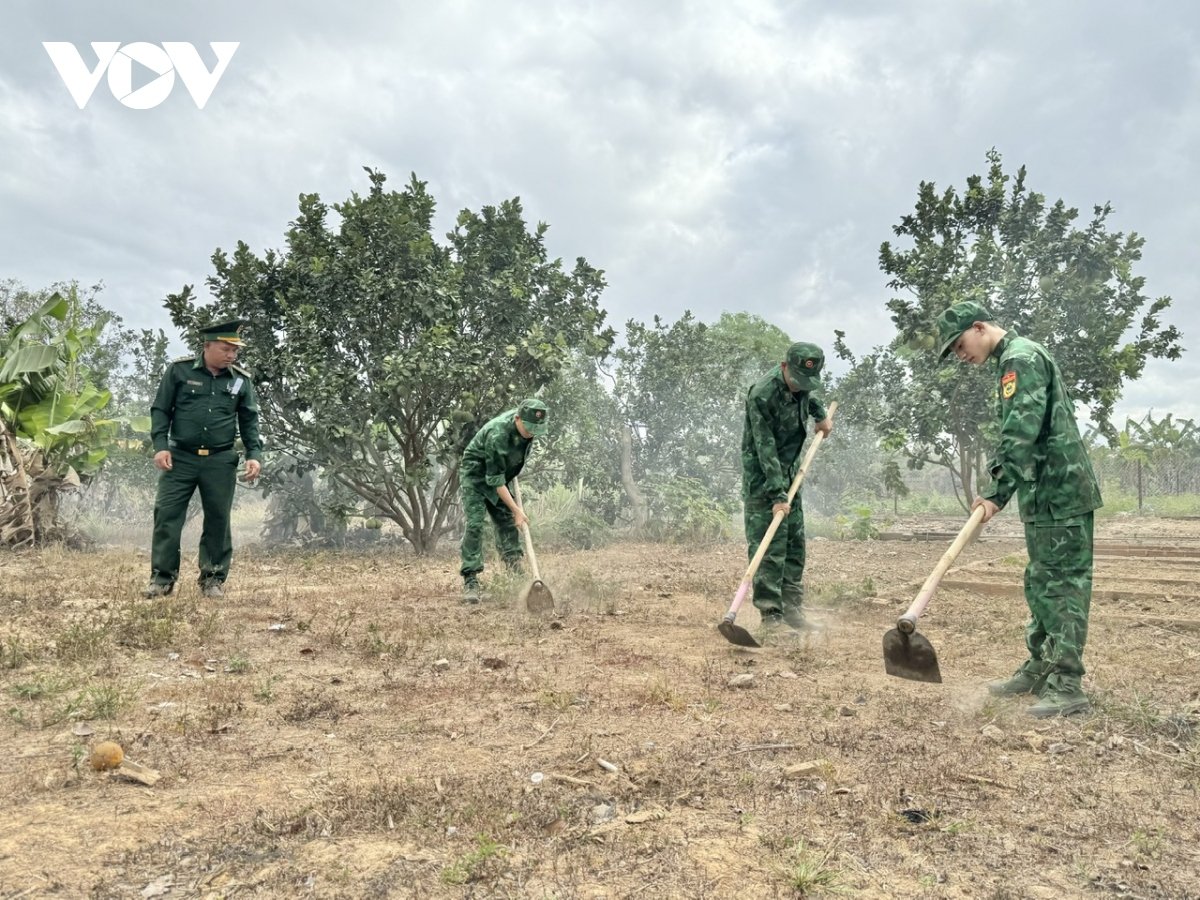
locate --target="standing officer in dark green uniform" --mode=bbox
[145,320,263,599]
[741,342,833,632]
[458,399,549,603]
[938,301,1103,717]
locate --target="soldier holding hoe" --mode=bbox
[741,342,834,634]
[458,399,549,603]
[938,301,1102,717]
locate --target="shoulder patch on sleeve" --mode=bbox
[1001,370,1017,399]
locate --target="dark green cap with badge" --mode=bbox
[517,399,550,437]
[785,342,824,391]
[199,319,248,346]
[937,301,993,360]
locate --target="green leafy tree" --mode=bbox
[1089,412,1200,500]
[165,169,613,552]
[2,281,168,528]
[1,279,126,388]
[535,352,624,523]
[1121,412,1200,458]
[881,458,909,515]
[83,327,171,521]
[842,149,1183,506]
[0,290,120,544]
[613,311,793,529]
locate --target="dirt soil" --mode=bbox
[2,517,1199,898]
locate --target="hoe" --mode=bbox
[882,505,986,683]
[718,402,837,648]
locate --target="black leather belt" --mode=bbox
[172,444,234,457]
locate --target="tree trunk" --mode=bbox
[0,421,37,548]
[619,425,648,528]
[958,443,974,505]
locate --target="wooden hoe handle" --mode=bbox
[511,477,542,581]
[897,504,986,634]
[724,401,838,621]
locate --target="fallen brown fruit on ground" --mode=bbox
[90,741,124,771]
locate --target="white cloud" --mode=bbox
[0,0,1196,425]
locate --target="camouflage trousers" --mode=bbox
[459,482,523,579]
[1020,513,1094,691]
[743,495,806,615]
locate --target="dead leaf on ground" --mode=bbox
[625,807,667,824]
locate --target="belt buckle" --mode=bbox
[197,448,210,457]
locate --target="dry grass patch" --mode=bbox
[4,531,1200,897]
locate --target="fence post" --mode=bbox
[1137,459,1143,513]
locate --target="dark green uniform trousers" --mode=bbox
[1021,513,1094,692]
[459,483,524,579]
[744,496,806,615]
[150,449,238,587]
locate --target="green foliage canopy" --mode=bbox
[165,169,614,552]
[839,150,1184,504]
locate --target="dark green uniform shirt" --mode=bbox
[460,408,532,501]
[741,369,828,504]
[978,333,1102,523]
[151,355,263,460]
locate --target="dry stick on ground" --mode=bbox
[521,715,562,751]
[1132,740,1200,770]
[550,773,594,787]
[696,743,799,766]
[950,772,1016,790]
[1123,617,1200,633]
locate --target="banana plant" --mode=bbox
[1,289,120,544]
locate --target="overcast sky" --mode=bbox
[2,0,1197,423]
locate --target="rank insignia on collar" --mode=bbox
[1001,370,1017,399]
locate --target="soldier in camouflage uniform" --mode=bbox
[741,342,833,632]
[458,399,549,603]
[938,301,1103,717]
[146,320,263,599]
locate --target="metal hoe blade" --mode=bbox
[717,618,761,648]
[882,627,942,683]
[522,579,555,614]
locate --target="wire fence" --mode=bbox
[804,452,1200,521]
[1090,455,1200,516]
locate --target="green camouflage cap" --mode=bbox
[517,399,549,437]
[937,301,993,360]
[785,342,824,391]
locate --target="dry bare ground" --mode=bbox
[1,516,1199,898]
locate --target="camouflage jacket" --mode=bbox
[741,368,828,504]
[978,333,1102,523]
[151,355,262,460]
[460,408,533,500]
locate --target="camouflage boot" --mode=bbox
[781,600,823,634]
[760,610,784,632]
[462,575,481,605]
[1027,674,1089,718]
[987,660,1050,697]
[782,606,805,628]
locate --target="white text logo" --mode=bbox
[43,42,240,109]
